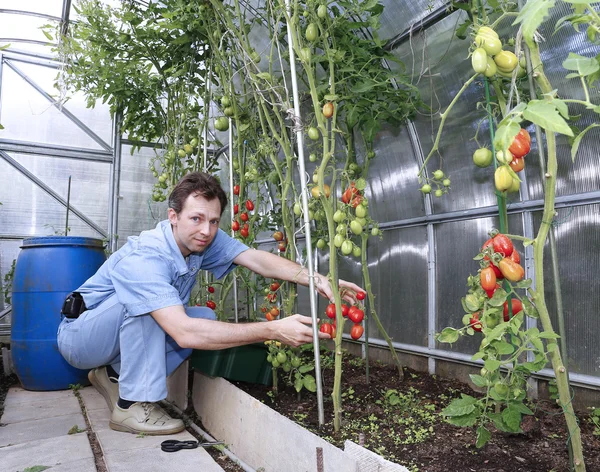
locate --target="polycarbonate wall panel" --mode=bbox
[532,205,600,378]
[363,225,429,347]
[378,0,448,42]
[0,9,59,45]
[1,0,64,17]
[435,213,525,354]
[367,123,425,221]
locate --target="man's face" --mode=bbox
[168,193,221,256]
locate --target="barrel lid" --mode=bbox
[22,236,106,249]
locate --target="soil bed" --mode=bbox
[234,354,600,472]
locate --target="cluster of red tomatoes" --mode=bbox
[261,280,282,321]
[272,230,287,252]
[319,291,367,340]
[198,285,217,310]
[494,128,531,194]
[341,181,363,208]
[470,233,525,332]
[231,185,254,239]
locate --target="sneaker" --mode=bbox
[109,402,185,435]
[88,367,119,412]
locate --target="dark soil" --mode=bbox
[234,355,600,472]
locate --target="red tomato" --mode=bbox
[509,156,525,172]
[273,231,284,241]
[208,286,215,293]
[470,312,483,332]
[233,204,239,214]
[481,239,504,279]
[232,221,240,231]
[240,212,249,222]
[270,307,280,317]
[510,249,521,264]
[356,291,366,301]
[323,102,334,119]
[240,228,249,238]
[206,300,216,309]
[267,292,277,303]
[320,323,333,338]
[270,282,280,292]
[480,266,497,291]
[351,195,363,208]
[260,306,268,313]
[485,283,501,298]
[341,304,349,317]
[278,241,286,252]
[508,128,531,159]
[350,324,364,340]
[233,185,240,195]
[348,306,364,323]
[499,258,525,282]
[503,298,523,322]
[492,234,514,257]
[265,312,276,321]
[325,303,336,319]
[243,223,249,231]
[246,199,254,211]
[341,183,360,204]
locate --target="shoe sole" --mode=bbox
[109,420,185,436]
[88,369,116,413]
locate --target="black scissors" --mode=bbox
[160,439,224,453]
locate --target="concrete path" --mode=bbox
[0,386,225,472]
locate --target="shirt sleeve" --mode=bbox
[201,229,250,279]
[110,249,182,316]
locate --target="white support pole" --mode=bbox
[228,116,239,323]
[283,0,324,426]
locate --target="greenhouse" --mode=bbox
[1,0,599,471]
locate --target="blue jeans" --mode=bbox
[57,293,215,402]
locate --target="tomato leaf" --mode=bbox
[538,331,561,339]
[437,327,460,344]
[522,298,539,318]
[471,351,485,361]
[484,359,502,372]
[513,0,556,43]
[494,341,515,355]
[294,376,303,393]
[446,413,478,427]
[494,122,521,152]
[502,405,523,432]
[570,123,600,162]
[475,426,491,448]
[0,43,10,51]
[562,52,600,76]
[523,100,574,136]
[298,364,314,373]
[469,374,489,388]
[515,278,532,289]
[489,288,508,307]
[441,394,478,417]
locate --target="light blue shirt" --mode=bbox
[77,220,249,316]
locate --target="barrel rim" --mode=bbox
[21,236,106,249]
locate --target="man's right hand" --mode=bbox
[273,314,330,347]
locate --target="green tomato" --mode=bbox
[433,169,444,180]
[336,224,347,234]
[305,23,319,42]
[220,96,231,107]
[190,138,198,147]
[475,34,502,56]
[309,153,317,162]
[294,203,302,216]
[355,205,367,218]
[317,5,327,19]
[276,352,287,363]
[350,220,363,235]
[307,127,320,140]
[333,233,344,248]
[355,217,367,226]
[371,227,379,236]
[471,48,488,74]
[494,50,518,73]
[333,210,345,223]
[341,240,353,255]
[272,359,280,368]
[299,47,311,63]
[473,148,493,168]
[316,239,326,249]
[434,189,444,198]
[291,356,301,368]
[496,149,513,165]
[443,179,451,187]
[352,246,361,257]
[484,56,497,78]
[420,184,432,194]
[178,149,186,158]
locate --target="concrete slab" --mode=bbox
[1,394,81,424]
[0,434,94,472]
[44,457,97,472]
[106,446,225,472]
[0,412,86,447]
[3,387,74,406]
[79,385,110,412]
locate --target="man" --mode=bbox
[57,172,363,436]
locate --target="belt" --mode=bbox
[61,292,87,319]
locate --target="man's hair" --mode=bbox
[168,172,228,215]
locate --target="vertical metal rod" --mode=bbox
[65,175,71,235]
[60,0,72,37]
[283,0,324,426]
[228,117,239,323]
[108,112,122,253]
[0,53,4,123]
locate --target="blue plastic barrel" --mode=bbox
[11,236,106,391]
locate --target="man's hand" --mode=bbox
[315,273,364,305]
[272,314,330,347]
